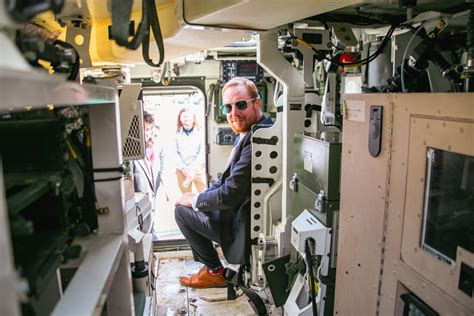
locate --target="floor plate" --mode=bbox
[154,251,257,315]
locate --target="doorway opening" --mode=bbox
[143,86,207,241]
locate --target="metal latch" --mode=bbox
[289,173,298,192]
[315,190,326,213]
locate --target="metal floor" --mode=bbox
[154,250,257,315]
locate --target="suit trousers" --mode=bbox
[174,205,223,269]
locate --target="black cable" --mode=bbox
[110,0,148,49]
[142,0,165,67]
[53,39,80,81]
[305,237,318,316]
[16,26,80,81]
[342,24,395,65]
[224,267,268,315]
[110,0,164,67]
[65,127,99,230]
[362,41,371,86]
[124,16,149,50]
[319,24,397,67]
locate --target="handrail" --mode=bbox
[262,178,282,236]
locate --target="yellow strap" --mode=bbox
[65,139,78,160]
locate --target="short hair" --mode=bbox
[143,111,154,124]
[222,77,258,99]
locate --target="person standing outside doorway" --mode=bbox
[175,107,207,193]
[133,111,165,240]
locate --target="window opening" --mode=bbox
[421,148,474,265]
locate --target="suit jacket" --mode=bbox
[133,142,164,201]
[133,159,156,198]
[195,116,273,264]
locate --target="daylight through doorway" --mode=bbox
[143,87,207,240]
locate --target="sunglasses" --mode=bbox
[221,98,256,114]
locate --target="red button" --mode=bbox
[339,53,358,64]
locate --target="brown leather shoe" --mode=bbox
[179,266,227,289]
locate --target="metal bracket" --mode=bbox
[64,17,92,68]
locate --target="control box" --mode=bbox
[291,209,331,256]
[216,127,237,145]
[221,60,264,82]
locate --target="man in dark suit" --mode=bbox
[175,77,273,288]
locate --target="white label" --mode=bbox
[344,75,362,94]
[345,100,365,122]
[304,151,312,173]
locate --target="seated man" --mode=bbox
[175,77,273,288]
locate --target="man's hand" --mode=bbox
[175,192,196,207]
